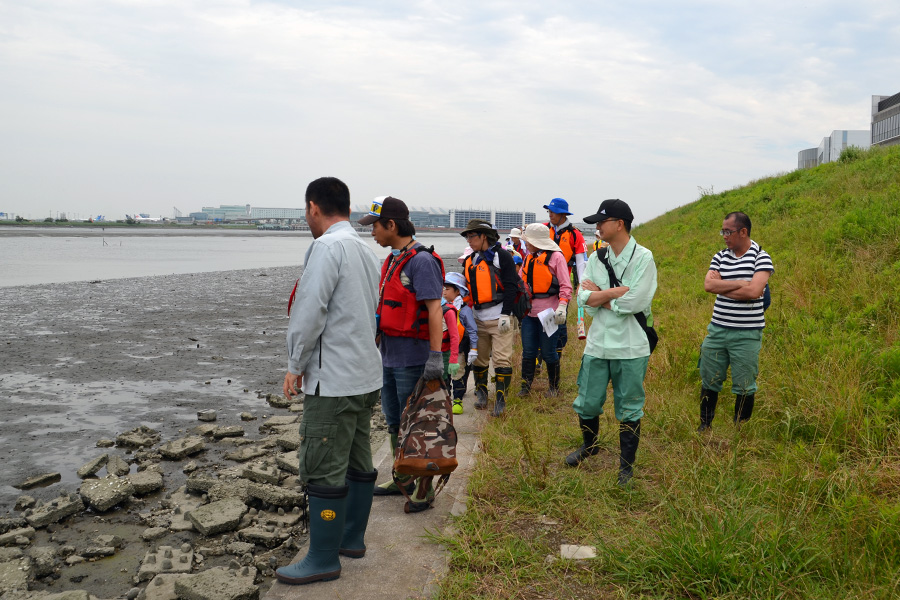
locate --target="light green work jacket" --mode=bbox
[577,236,657,360]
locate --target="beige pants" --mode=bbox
[474,318,515,369]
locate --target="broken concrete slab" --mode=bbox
[197,409,217,422]
[14,472,61,490]
[139,573,181,600]
[188,498,247,536]
[159,437,206,460]
[265,393,293,409]
[239,413,256,422]
[212,426,244,439]
[246,482,304,509]
[0,527,35,547]
[259,416,298,432]
[0,518,28,535]
[141,527,169,542]
[241,463,279,485]
[274,452,298,475]
[107,454,131,476]
[273,430,299,451]
[236,524,289,548]
[192,424,219,437]
[82,546,116,559]
[45,591,92,600]
[223,446,266,463]
[76,454,109,478]
[80,476,136,512]
[185,475,218,494]
[208,479,253,504]
[14,496,36,511]
[117,426,162,448]
[27,545,56,578]
[25,493,84,528]
[128,470,164,495]
[175,566,259,600]
[137,544,194,582]
[0,557,32,593]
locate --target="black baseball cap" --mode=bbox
[358,196,409,226]
[583,199,634,224]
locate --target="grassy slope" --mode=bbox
[437,145,900,599]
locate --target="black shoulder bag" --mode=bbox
[596,247,658,353]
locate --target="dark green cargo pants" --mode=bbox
[298,389,380,487]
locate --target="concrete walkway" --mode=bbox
[265,393,483,600]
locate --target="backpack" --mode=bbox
[511,276,533,321]
[596,247,658,353]
[393,378,458,512]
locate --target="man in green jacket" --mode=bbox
[565,199,657,487]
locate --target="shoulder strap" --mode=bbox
[597,247,620,287]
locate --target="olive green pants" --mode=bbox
[298,389,380,487]
[699,323,762,395]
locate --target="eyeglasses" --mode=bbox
[719,228,743,237]
[598,218,620,225]
[464,232,483,240]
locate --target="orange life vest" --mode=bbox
[545,222,582,268]
[591,239,608,253]
[377,245,445,339]
[522,251,560,299]
[463,253,503,310]
[440,303,458,352]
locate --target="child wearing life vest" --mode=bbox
[519,223,573,396]
[440,294,461,393]
[442,272,478,414]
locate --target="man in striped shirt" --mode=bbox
[698,211,774,432]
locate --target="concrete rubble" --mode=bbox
[188,498,248,536]
[117,426,162,448]
[76,454,109,479]
[175,566,259,600]
[79,476,136,512]
[14,473,61,490]
[107,455,132,477]
[24,494,84,528]
[159,437,205,460]
[137,544,195,582]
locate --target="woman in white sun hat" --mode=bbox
[519,223,572,396]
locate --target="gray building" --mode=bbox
[448,209,536,230]
[872,93,900,147]
[798,129,870,169]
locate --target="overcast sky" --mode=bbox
[1,1,896,223]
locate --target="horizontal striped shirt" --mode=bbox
[709,241,774,330]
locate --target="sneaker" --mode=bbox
[452,400,463,415]
[405,478,435,513]
[373,477,415,496]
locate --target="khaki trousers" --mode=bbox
[474,318,515,369]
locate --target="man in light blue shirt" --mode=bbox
[565,199,657,487]
[276,177,383,586]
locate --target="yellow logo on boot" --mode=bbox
[320,509,336,521]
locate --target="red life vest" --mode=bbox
[464,253,503,310]
[377,245,445,339]
[440,303,458,352]
[522,251,560,298]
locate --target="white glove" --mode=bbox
[498,315,512,334]
[467,349,479,365]
[554,302,568,325]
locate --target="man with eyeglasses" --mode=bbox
[697,211,774,432]
[565,199,656,487]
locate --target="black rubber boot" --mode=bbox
[452,364,470,401]
[698,388,719,432]
[565,416,600,466]
[546,361,561,397]
[275,483,348,585]
[339,469,377,558]
[492,367,512,417]
[473,365,489,410]
[520,356,536,394]
[618,420,641,487]
[735,394,755,424]
[374,427,413,496]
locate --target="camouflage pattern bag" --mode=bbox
[392,378,458,509]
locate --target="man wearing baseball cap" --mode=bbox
[566,199,657,487]
[459,218,519,416]
[360,196,446,509]
[542,198,588,363]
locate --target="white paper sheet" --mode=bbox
[538,307,558,337]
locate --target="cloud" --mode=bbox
[0,0,896,222]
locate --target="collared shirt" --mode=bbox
[577,236,657,360]
[286,221,382,396]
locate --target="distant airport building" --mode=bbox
[189,204,304,222]
[872,92,900,147]
[448,209,537,230]
[798,129,870,169]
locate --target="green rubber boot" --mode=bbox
[339,469,377,558]
[275,483,347,585]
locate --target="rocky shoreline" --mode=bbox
[0,266,387,599]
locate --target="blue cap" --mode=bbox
[512,254,523,265]
[542,197,573,215]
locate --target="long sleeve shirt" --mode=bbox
[458,304,478,349]
[285,221,383,396]
[525,250,573,317]
[577,236,657,360]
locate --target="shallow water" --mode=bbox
[0,227,467,287]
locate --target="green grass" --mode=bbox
[435,145,900,599]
